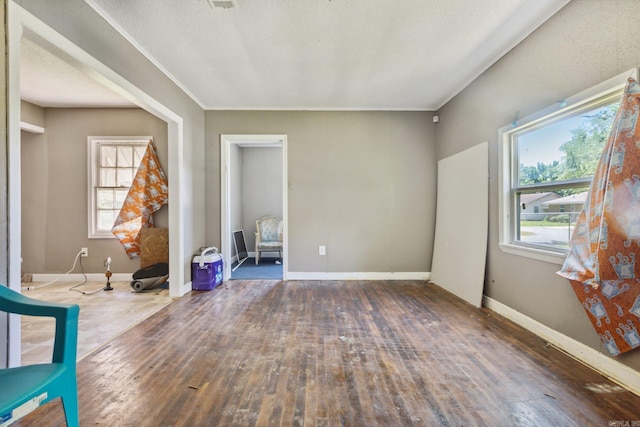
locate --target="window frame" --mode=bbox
[87,136,152,239]
[498,69,638,264]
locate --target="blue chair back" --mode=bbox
[0,285,80,426]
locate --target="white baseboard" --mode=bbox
[30,273,133,282]
[483,295,640,396]
[287,272,430,281]
[177,281,192,297]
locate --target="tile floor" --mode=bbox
[20,280,173,365]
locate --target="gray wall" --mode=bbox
[242,147,283,252]
[21,101,43,128]
[227,146,282,258]
[17,0,207,289]
[436,0,640,371]
[206,111,436,273]
[20,102,46,275]
[20,129,47,275]
[21,108,168,274]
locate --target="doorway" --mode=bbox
[220,135,288,281]
[6,3,187,367]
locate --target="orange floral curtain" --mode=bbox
[558,78,640,356]
[111,141,168,258]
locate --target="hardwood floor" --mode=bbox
[20,281,172,365]
[16,280,640,426]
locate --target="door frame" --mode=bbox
[6,3,188,367]
[220,134,288,281]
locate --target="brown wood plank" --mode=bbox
[15,280,640,426]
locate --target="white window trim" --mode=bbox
[498,69,638,264]
[87,136,152,239]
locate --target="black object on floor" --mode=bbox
[133,262,169,280]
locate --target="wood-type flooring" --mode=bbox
[16,280,640,426]
[20,280,172,365]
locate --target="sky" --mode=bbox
[517,103,616,167]
[518,117,580,166]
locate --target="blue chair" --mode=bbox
[0,285,79,426]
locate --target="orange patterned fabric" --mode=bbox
[558,78,640,355]
[112,142,168,259]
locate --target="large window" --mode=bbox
[499,70,637,264]
[88,136,150,238]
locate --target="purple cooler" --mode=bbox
[192,247,223,291]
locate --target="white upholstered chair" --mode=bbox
[255,216,283,264]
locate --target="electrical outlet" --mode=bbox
[80,247,88,257]
[319,245,326,256]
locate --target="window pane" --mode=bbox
[118,146,134,167]
[100,168,116,187]
[97,189,114,209]
[117,168,134,187]
[97,210,116,231]
[115,189,128,209]
[517,102,619,186]
[517,187,589,249]
[90,139,151,238]
[100,146,117,167]
[134,146,146,166]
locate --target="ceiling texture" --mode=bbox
[21,0,569,110]
[21,38,136,108]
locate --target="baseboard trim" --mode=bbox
[483,295,640,396]
[177,281,192,297]
[31,273,133,282]
[287,272,430,281]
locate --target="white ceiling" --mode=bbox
[21,0,568,110]
[20,38,135,108]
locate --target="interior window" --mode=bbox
[88,137,149,238]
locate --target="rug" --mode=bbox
[231,257,282,280]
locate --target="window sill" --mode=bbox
[499,243,566,265]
